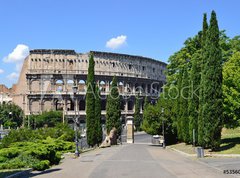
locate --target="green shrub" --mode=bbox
[32,160,50,171]
[0,124,75,149]
[0,156,7,163]
[0,147,21,159]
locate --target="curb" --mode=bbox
[6,168,32,178]
[168,147,195,157]
[168,147,240,158]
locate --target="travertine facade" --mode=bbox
[12,49,166,125]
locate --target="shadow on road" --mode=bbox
[28,168,62,177]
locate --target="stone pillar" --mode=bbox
[126,116,134,143]
[125,100,128,111]
[106,81,110,93]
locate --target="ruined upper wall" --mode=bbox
[27,49,166,81]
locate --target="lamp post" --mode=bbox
[161,108,166,149]
[72,85,79,157]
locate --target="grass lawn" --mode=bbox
[213,127,240,154]
[170,127,240,155]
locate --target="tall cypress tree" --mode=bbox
[134,94,141,131]
[176,69,183,141]
[106,76,121,136]
[201,11,223,149]
[86,53,96,147]
[95,85,103,145]
[179,67,190,143]
[198,13,208,146]
[188,35,202,145]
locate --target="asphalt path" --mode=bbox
[27,133,239,178]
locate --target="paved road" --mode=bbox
[27,133,239,178]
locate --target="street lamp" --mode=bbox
[72,85,79,157]
[161,108,166,149]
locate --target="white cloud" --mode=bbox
[16,63,23,72]
[0,69,4,74]
[3,44,29,63]
[7,72,19,81]
[106,35,127,50]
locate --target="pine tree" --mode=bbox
[201,11,223,149]
[179,67,190,143]
[95,85,103,145]
[198,13,208,146]
[86,53,96,147]
[134,94,141,131]
[106,76,121,136]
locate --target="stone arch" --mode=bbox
[31,100,40,113]
[55,99,64,111]
[43,100,52,111]
[78,80,86,92]
[118,81,124,93]
[79,99,85,111]
[101,99,106,110]
[120,100,125,111]
[43,80,51,92]
[56,80,64,92]
[31,80,39,91]
[66,79,74,91]
[99,81,106,92]
[128,100,134,111]
[66,99,74,111]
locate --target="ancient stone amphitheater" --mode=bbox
[12,49,166,126]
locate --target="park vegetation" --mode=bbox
[86,53,102,147]
[142,11,240,150]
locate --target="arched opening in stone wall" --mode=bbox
[43,100,52,111]
[100,81,106,92]
[43,80,51,93]
[78,80,86,92]
[31,100,40,113]
[55,99,64,111]
[67,80,74,91]
[120,100,125,111]
[56,80,64,92]
[101,99,106,110]
[79,99,85,111]
[141,83,146,94]
[66,99,74,111]
[118,81,124,93]
[147,84,151,94]
[31,80,39,91]
[128,100,134,111]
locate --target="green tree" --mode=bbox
[86,53,96,147]
[34,111,62,128]
[201,11,223,149]
[179,67,190,143]
[176,69,183,141]
[141,104,160,135]
[95,85,103,145]
[0,102,24,128]
[198,13,208,146]
[134,95,141,131]
[223,52,240,128]
[106,76,121,136]
[188,34,202,144]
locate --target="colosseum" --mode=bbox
[12,49,166,128]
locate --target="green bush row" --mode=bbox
[0,123,75,148]
[0,137,74,171]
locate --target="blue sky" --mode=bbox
[0,0,240,87]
